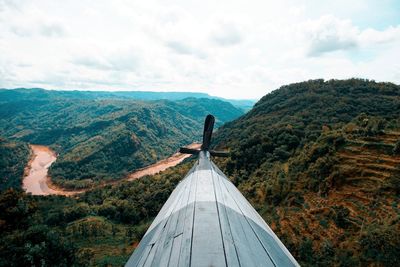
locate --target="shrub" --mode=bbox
[360,223,400,266]
[393,140,400,155]
[332,205,351,229]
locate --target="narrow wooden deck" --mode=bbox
[126,151,299,267]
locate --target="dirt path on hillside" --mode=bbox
[23,143,200,196]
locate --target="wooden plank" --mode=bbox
[218,176,276,267]
[190,169,227,267]
[144,180,189,267]
[222,178,298,266]
[127,153,299,267]
[147,171,192,234]
[177,167,199,267]
[167,233,183,267]
[248,220,298,266]
[153,168,194,266]
[217,176,261,267]
[135,244,154,267]
[212,167,241,267]
[126,224,160,267]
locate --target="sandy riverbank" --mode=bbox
[23,145,58,195]
[127,143,200,180]
[23,143,200,196]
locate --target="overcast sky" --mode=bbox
[0,0,399,99]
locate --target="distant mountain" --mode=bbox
[0,89,243,189]
[1,79,399,266]
[214,79,400,266]
[0,88,256,111]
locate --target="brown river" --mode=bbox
[23,143,200,196]
[23,145,58,195]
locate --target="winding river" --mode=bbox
[23,145,58,195]
[23,143,200,196]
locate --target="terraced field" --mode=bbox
[340,131,400,185]
[271,131,400,255]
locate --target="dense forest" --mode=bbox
[0,162,193,266]
[0,79,399,266]
[0,138,30,191]
[0,90,243,189]
[214,79,400,266]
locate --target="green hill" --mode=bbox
[1,79,399,266]
[0,90,243,189]
[214,79,400,266]
[0,88,255,111]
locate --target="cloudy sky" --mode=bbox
[0,0,399,99]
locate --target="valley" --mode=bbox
[1,79,399,266]
[2,0,399,265]
[0,89,243,189]
[22,143,201,196]
[23,145,58,195]
[126,143,201,181]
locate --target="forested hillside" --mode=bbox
[214,79,400,266]
[0,90,243,189]
[0,162,193,266]
[0,138,30,191]
[1,79,399,266]
[0,88,255,111]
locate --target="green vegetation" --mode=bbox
[360,222,400,266]
[216,79,399,176]
[1,79,399,266]
[0,88,255,111]
[0,189,83,266]
[0,138,30,191]
[0,162,192,266]
[0,90,243,189]
[214,79,400,266]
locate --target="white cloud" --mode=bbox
[39,22,65,37]
[303,15,400,57]
[211,22,242,46]
[166,41,207,59]
[359,26,400,45]
[9,22,66,38]
[0,0,399,99]
[304,15,359,56]
[0,0,22,12]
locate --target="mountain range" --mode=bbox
[0,89,244,189]
[0,88,256,111]
[0,79,399,266]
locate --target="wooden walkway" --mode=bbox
[126,151,299,267]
